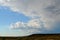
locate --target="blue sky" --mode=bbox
[0,0,60,36]
[0,6,31,36]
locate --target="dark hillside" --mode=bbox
[0,34,60,40]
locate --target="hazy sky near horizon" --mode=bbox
[0,0,60,36]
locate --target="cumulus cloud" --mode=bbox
[10,22,26,29]
[10,19,42,29]
[10,19,42,35]
[0,0,60,36]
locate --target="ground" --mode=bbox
[0,34,60,40]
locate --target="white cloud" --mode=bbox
[1,1,59,19]
[10,19,42,29]
[10,22,26,29]
[0,0,60,36]
[27,19,42,28]
[10,19,42,35]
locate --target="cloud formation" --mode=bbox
[0,0,60,36]
[10,19,42,35]
[10,19,42,29]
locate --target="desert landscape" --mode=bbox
[0,34,60,40]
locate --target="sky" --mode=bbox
[0,0,60,36]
